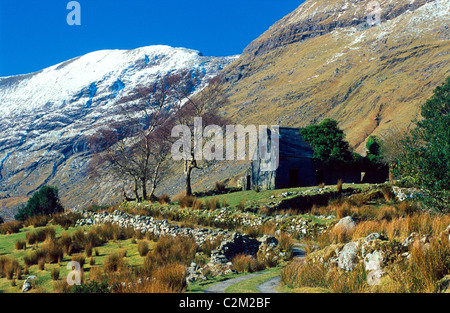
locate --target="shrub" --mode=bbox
[26,231,38,245]
[336,179,343,193]
[143,236,198,275]
[278,233,294,255]
[15,186,64,221]
[85,229,104,247]
[214,181,226,193]
[69,229,87,253]
[15,239,27,250]
[85,244,93,258]
[88,266,104,283]
[103,253,126,273]
[58,233,72,255]
[380,185,395,202]
[0,256,21,280]
[0,221,23,234]
[231,254,264,273]
[281,259,369,292]
[5,259,20,280]
[27,226,56,243]
[178,195,197,209]
[137,240,150,257]
[38,258,45,270]
[71,280,111,293]
[41,239,64,263]
[152,262,187,293]
[71,255,86,269]
[388,239,450,292]
[205,197,220,210]
[16,267,22,280]
[24,250,45,266]
[395,77,450,212]
[192,199,204,210]
[51,267,60,280]
[52,212,82,229]
[157,194,171,205]
[54,280,73,293]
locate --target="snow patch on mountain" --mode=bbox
[0,45,238,209]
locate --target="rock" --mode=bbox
[259,235,278,248]
[334,216,356,231]
[364,250,384,272]
[337,241,359,271]
[392,186,425,202]
[437,275,450,293]
[364,233,387,243]
[439,225,450,242]
[402,232,419,248]
[22,275,37,293]
[216,232,261,260]
[367,269,384,286]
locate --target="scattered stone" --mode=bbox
[392,186,425,202]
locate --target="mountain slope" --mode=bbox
[219,0,450,152]
[0,45,237,214]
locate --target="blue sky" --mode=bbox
[0,0,303,77]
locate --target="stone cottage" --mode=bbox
[239,127,389,191]
[243,127,317,191]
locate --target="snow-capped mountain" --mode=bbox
[0,45,238,214]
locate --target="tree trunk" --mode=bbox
[141,177,147,202]
[185,163,193,196]
[134,178,140,202]
[149,162,162,202]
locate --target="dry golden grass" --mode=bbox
[137,240,150,257]
[116,262,187,293]
[157,194,171,205]
[178,195,197,209]
[284,196,450,293]
[278,233,294,253]
[231,254,265,273]
[0,221,23,235]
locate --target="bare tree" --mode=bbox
[171,73,229,196]
[88,70,229,200]
[88,76,175,202]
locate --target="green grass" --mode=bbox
[224,267,282,293]
[197,184,366,208]
[0,224,156,293]
[186,271,260,293]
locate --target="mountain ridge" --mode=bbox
[219,0,449,152]
[0,45,238,215]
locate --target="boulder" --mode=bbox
[337,241,359,271]
[334,216,356,232]
[366,269,384,286]
[259,235,278,248]
[364,250,384,272]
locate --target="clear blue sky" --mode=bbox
[0,0,303,77]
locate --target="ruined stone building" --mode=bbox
[241,127,388,191]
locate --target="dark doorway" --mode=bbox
[316,169,324,185]
[246,175,251,190]
[289,169,299,187]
